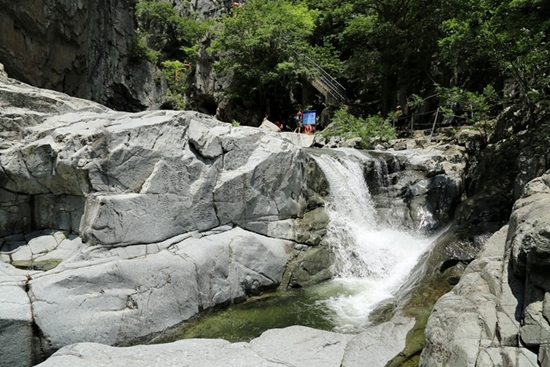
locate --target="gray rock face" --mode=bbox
[0,75,314,243]
[341,317,416,367]
[0,263,35,367]
[171,0,240,19]
[0,73,327,365]
[420,173,550,366]
[0,2,166,111]
[0,71,481,367]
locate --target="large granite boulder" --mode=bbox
[0,75,315,243]
[420,172,550,366]
[28,226,293,357]
[0,73,326,366]
[0,263,35,367]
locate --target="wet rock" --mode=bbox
[286,245,333,288]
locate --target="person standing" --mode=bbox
[293,109,303,133]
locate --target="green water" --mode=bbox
[155,281,358,344]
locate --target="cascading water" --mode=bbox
[312,152,434,332]
[163,150,438,343]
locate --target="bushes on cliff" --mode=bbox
[135,1,209,62]
[133,1,212,109]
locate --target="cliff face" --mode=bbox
[0,0,166,111]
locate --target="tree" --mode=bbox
[209,0,318,121]
[302,0,351,79]
[438,0,550,124]
[341,0,444,115]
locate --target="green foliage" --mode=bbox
[135,1,210,63]
[130,31,160,64]
[129,0,550,129]
[231,120,241,127]
[164,89,187,110]
[322,109,396,148]
[303,0,351,79]
[408,94,425,111]
[340,0,444,113]
[161,59,190,94]
[134,1,212,110]
[436,84,500,123]
[438,0,550,123]
[209,0,318,111]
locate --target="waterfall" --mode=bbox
[312,152,433,332]
[373,159,390,189]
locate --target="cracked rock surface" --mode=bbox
[0,72,327,366]
[419,174,550,366]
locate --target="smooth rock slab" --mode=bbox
[249,326,353,367]
[28,227,293,356]
[34,323,418,367]
[36,325,354,367]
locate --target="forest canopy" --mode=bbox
[134,0,550,129]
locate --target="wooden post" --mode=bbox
[430,108,439,141]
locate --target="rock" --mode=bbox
[0,63,7,80]
[0,76,318,245]
[509,174,550,282]
[455,137,521,227]
[35,325,352,367]
[0,263,34,367]
[361,147,466,232]
[286,245,333,288]
[0,76,331,364]
[259,119,281,132]
[35,339,285,367]
[249,326,353,367]
[27,227,292,356]
[34,321,422,367]
[419,226,510,367]
[0,2,166,111]
[342,137,362,148]
[278,132,316,147]
[326,136,342,148]
[421,171,550,366]
[342,317,415,367]
[313,134,327,147]
[4,230,83,271]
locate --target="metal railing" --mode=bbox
[293,51,347,104]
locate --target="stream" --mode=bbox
[158,150,435,343]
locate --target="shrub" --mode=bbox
[322,109,396,148]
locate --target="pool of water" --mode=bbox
[154,280,367,344]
